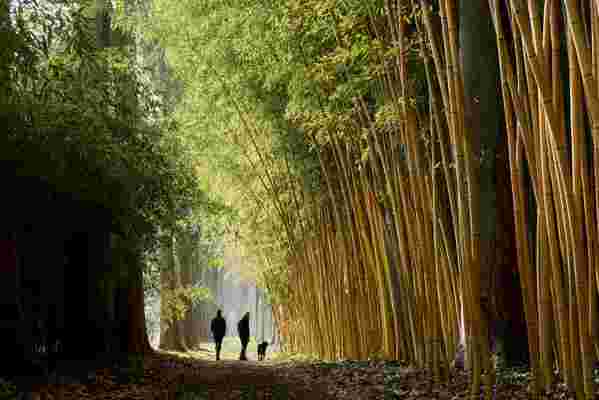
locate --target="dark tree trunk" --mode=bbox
[127,265,151,353]
[110,236,152,356]
[492,130,529,366]
[460,0,500,310]
[1,172,151,385]
[460,1,528,368]
[62,230,92,359]
[86,227,113,356]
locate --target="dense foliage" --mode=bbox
[117,0,301,301]
[1,0,216,253]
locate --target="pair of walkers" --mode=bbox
[210,310,250,361]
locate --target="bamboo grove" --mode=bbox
[138,0,599,398]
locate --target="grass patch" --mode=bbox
[160,339,327,364]
[269,351,320,363]
[162,337,267,361]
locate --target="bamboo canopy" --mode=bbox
[277,1,599,399]
[151,1,599,399]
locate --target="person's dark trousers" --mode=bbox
[215,338,224,361]
[240,338,249,360]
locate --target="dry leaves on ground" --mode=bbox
[6,353,598,400]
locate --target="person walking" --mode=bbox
[210,309,227,361]
[237,312,250,361]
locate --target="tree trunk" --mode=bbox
[177,231,198,349]
[492,128,529,366]
[109,234,151,356]
[460,0,528,369]
[127,264,151,353]
[460,0,504,366]
[159,234,188,352]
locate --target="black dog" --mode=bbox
[257,341,269,361]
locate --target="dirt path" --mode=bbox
[147,352,330,399]
[12,350,599,400]
[16,351,342,400]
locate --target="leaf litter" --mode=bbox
[4,353,598,399]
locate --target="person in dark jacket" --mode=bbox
[210,310,227,361]
[237,312,250,361]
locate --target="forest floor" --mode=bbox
[4,346,599,399]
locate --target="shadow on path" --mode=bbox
[12,351,330,400]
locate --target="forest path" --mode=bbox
[142,351,330,399]
[19,350,598,400]
[19,350,383,400]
